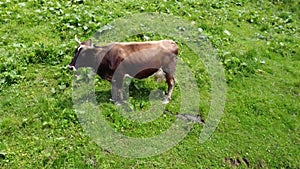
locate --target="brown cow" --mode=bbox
[68,36,178,105]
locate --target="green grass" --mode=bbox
[1,0,299,168]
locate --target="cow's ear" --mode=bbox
[85,39,93,46]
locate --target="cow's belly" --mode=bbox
[133,68,159,79]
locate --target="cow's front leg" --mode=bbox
[111,80,118,102]
[111,77,124,105]
[163,74,175,104]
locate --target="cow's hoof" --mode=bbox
[115,101,122,106]
[162,98,170,104]
[110,98,123,106]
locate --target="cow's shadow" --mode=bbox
[95,80,166,105]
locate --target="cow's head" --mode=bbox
[68,35,93,71]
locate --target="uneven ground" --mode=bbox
[0,0,299,168]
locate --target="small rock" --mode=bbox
[224,29,231,36]
[143,35,150,41]
[178,26,186,31]
[198,27,203,33]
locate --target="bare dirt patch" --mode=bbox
[225,157,250,167]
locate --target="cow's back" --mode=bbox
[97,40,178,80]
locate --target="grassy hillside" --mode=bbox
[0,0,299,168]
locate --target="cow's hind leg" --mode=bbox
[162,56,177,104]
[163,73,175,104]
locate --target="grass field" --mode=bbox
[0,0,299,168]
